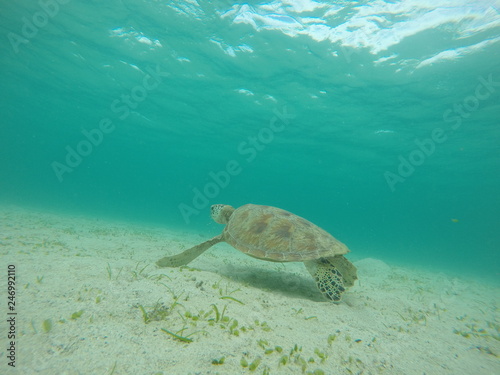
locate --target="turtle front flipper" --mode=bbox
[156,235,223,267]
[304,256,357,302]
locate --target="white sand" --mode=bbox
[1,205,498,375]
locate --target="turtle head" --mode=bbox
[211,204,235,224]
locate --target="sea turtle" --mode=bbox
[157,204,357,302]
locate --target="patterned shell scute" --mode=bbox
[223,204,349,262]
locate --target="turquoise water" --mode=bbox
[1,1,499,278]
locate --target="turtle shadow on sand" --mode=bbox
[157,204,357,302]
[216,263,326,302]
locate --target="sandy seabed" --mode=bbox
[0,206,498,375]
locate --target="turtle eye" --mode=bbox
[210,204,223,217]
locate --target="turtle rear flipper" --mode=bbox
[330,255,358,288]
[305,256,357,302]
